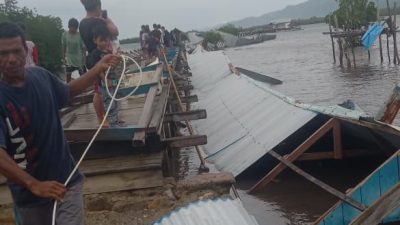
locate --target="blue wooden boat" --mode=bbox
[314,150,400,225]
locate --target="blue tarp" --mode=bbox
[362,23,384,50]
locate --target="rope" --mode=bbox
[51,54,143,225]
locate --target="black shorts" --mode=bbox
[66,66,86,75]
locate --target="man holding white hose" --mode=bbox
[0,22,120,225]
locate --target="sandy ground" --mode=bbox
[0,173,234,225]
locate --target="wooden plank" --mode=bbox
[61,113,76,128]
[249,118,337,193]
[79,153,162,176]
[177,85,194,91]
[169,95,198,104]
[267,150,365,211]
[163,135,207,148]
[64,126,140,142]
[83,170,164,195]
[297,152,334,161]
[333,119,343,159]
[296,149,380,161]
[149,84,171,133]
[349,183,400,225]
[164,109,207,123]
[132,86,158,146]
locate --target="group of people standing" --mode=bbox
[139,24,173,58]
[62,0,121,128]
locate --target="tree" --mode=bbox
[0,0,63,72]
[218,24,242,36]
[329,0,377,29]
[201,31,223,44]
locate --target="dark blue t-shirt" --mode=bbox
[0,67,83,207]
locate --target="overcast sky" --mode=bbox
[16,0,306,39]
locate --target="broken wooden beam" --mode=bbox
[164,109,207,123]
[249,118,337,193]
[170,95,198,104]
[163,135,207,148]
[132,86,158,147]
[376,84,400,124]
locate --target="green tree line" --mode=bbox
[328,0,377,29]
[0,0,63,72]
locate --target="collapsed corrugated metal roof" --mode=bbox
[153,198,259,225]
[188,47,381,177]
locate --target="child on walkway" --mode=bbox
[87,25,120,127]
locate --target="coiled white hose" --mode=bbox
[51,54,143,225]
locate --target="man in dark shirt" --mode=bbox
[0,22,120,225]
[79,0,118,54]
[79,0,119,125]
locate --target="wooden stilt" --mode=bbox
[334,16,344,66]
[249,118,337,193]
[393,4,400,64]
[329,16,336,63]
[379,34,384,63]
[387,33,391,63]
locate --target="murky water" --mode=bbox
[226,24,400,121]
[221,24,400,225]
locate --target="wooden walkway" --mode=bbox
[62,83,170,143]
[0,153,163,205]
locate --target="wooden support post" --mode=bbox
[394,3,400,64]
[177,84,194,92]
[329,15,336,63]
[267,150,365,211]
[162,52,208,171]
[350,32,356,68]
[349,183,400,225]
[333,119,343,159]
[379,34,384,63]
[132,86,158,146]
[387,33,391,63]
[334,16,344,66]
[164,109,207,123]
[163,135,207,148]
[249,118,337,193]
[169,95,198,104]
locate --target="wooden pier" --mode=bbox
[0,47,221,225]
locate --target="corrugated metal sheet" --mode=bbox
[188,48,371,177]
[153,198,259,225]
[188,49,317,176]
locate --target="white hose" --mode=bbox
[51,54,143,225]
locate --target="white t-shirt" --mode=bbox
[25,41,36,67]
